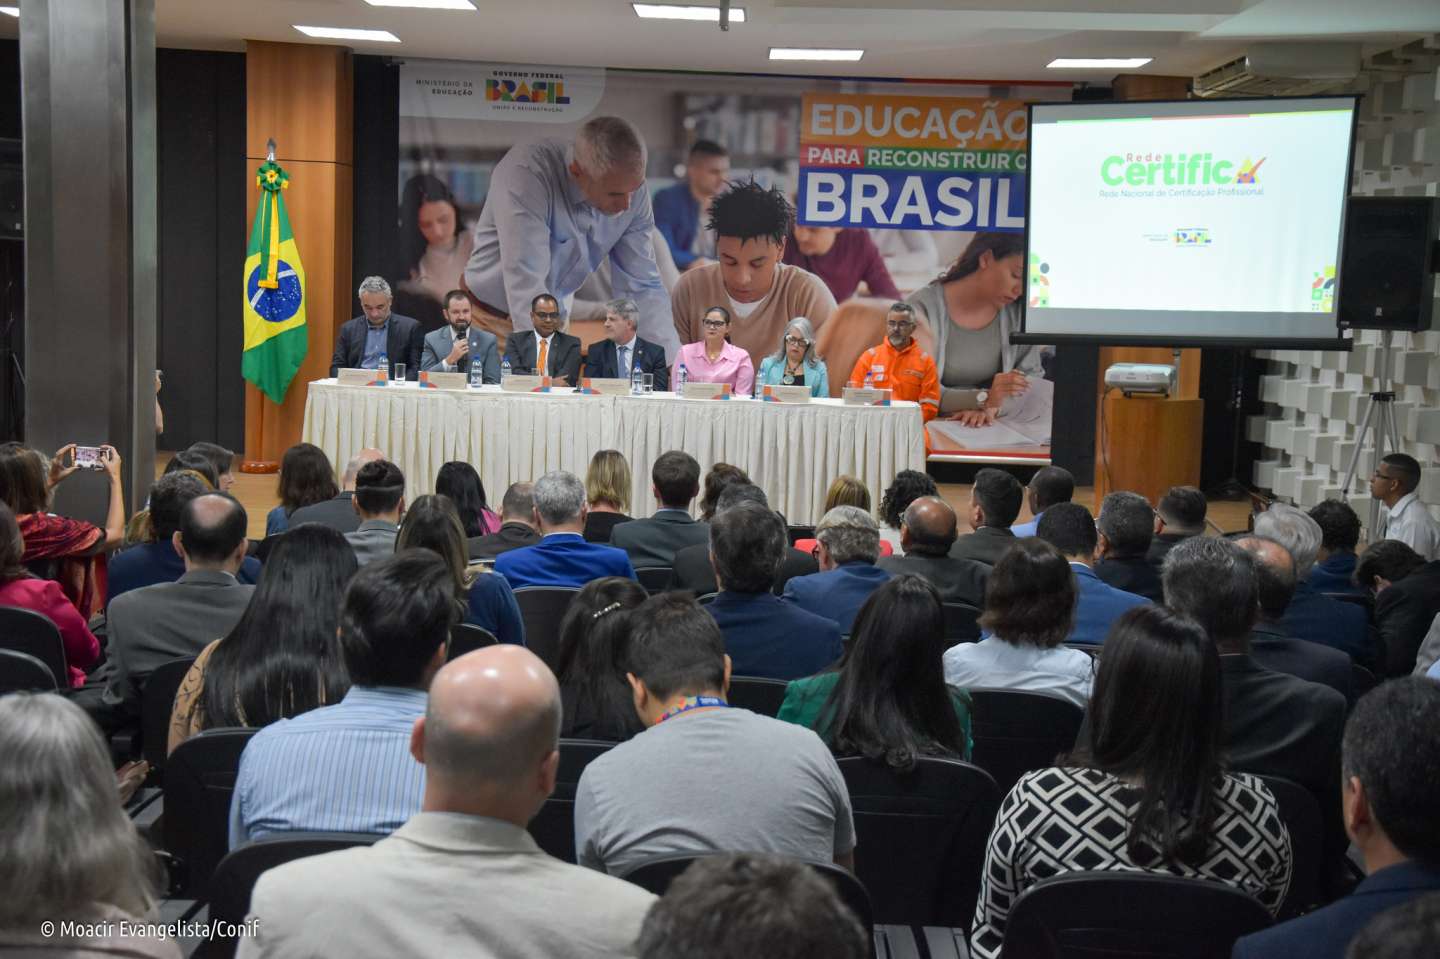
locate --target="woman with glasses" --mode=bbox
[757,317,829,397]
[670,305,755,396]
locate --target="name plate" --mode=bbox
[842,386,892,406]
[580,377,633,396]
[761,385,811,404]
[681,381,733,400]
[338,368,386,387]
[419,371,467,391]
[500,374,548,393]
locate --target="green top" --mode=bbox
[776,671,973,760]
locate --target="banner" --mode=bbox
[400,60,607,123]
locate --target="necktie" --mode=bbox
[538,336,549,376]
[619,346,630,376]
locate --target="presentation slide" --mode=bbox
[1024,96,1356,346]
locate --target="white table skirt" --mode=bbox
[301,380,927,523]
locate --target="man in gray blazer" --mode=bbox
[419,290,501,382]
[345,460,406,566]
[237,645,656,959]
[612,450,709,569]
[103,493,255,716]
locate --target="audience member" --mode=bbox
[582,297,670,385]
[784,224,901,303]
[1233,678,1440,959]
[575,594,855,876]
[755,317,830,398]
[266,443,339,536]
[950,468,1022,565]
[877,496,989,606]
[287,448,384,534]
[1148,485,1207,562]
[1372,452,1440,561]
[707,501,843,679]
[398,495,523,646]
[1036,502,1149,646]
[1010,465,1074,538]
[469,481,541,560]
[697,462,750,524]
[652,138,728,271]
[782,505,892,634]
[230,551,455,845]
[582,449,633,543]
[943,537,1094,708]
[634,853,869,959]
[779,574,972,762]
[1309,499,1365,595]
[501,292,583,387]
[495,471,636,589]
[0,502,98,688]
[185,441,238,493]
[1356,539,1440,677]
[1344,892,1440,959]
[434,460,500,538]
[792,475,894,558]
[970,606,1292,959]
[611,451,709,568]
[669,483,817,595]
[345,459,406,566]
[238,646,655,959]
[329,275,422,379]
[555,577,648,741]
[161,448,220,489]
[877,468,937,556]
[847,302,940,421]
[1256,503,1370,663]
[170,524,355,753]
[1094,490,1164,601]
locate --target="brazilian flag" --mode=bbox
[242,160,308,403]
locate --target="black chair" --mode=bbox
[163,727,257,899]
[726,675,789,718]
[141,656,197,777]
[1259,774,1324,920]
[788,525,816,546]
[0,604,68,688]
[1063,643,1100,659]
[527,738,614,863]
[941,602,982,647]
[838,755,1001,928]
[1350,662,1378,699]
[634,566,673,595]
[0,648,58,694]
[448,622,498,661]
[999,871,1273,959]
[513,587,581,672]
[695,592,718,606]
[968,689,1084,800]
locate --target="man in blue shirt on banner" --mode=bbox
[652,139,729,271]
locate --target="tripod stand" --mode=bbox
[1339,330,1402,535]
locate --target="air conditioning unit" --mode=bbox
[1194,43,1361,98]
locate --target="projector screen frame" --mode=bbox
[1012,93,1359,353]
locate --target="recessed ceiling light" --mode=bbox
[633,4,746,22]
[1047,58,1152,69]
[770,48,863,62]
[293,25,401,42]
[365,0,475,8]
[0,7,18,18]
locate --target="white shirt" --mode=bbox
[1381,491,1440,562]
[942,636,1095,709]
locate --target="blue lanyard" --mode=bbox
[657,695,730,723]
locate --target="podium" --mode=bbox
[1095,393,1204,503]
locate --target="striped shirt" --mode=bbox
[229,686,427,849]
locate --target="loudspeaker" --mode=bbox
[1338,196,1438,332]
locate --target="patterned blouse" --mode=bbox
[970,766,1292,959]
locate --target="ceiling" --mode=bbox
[3,0,1438,83]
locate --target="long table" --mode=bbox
[302,380,927,523]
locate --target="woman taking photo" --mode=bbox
[267,443,341,536]
[671,306,755,396]
[554,577,648,741]
[435,461,501,539]
[397,495,523,646]
[756,317,829,397]
[583,449,633,543]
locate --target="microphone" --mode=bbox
[456,328,467,342]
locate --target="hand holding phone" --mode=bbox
[73,446,106,471]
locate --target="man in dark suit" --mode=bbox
[948,468,1022,566]
[669,484,816,595]
[330,275,423,379]
[878,496,987,606]
[1233,678,1440,959]
[611,451,710,569]
[782,506,892,634]
[705,500,842,680]
[286,448,385,535]
[419,290,501,382]
[501,293,582,387]
[494,471,635,589]
[1093,490,1164,602]
[582,297,668,385]
[468,482,542,561]
[1356,539,1440,676]
[1146,485,1206,563]
[1256,503,1371,665]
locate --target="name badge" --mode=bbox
[762,385,811,404]
[338,368,386,387]
[501,374,549,393]
[579,377,632,396]
[681,382,733,400]
[843,387,892,406]
[419,371,467,391]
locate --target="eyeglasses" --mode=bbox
[702,319,728,329]
[784,336,809,346]
[1371,469,1396,482]
[534,310,561,321]
[885,319,915,330]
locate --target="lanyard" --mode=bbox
[657,695,730,723]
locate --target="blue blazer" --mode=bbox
[583,336,669,384]
[652,181,702,269]
[1308,551,1363,595]
[419,326,501,383]
[1067,563,1150,646]
[1280,580,1370,663]
[781,562,893,634]
[707,591,843,681]
[756,355,830,398]
[494,533,636,590]
[329,313,423,379]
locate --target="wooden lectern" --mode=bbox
[1093,346,1204,503]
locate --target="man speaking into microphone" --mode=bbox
[421,289,501,382]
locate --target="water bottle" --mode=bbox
[468,356,483,388]
[677,363,688,391]
[631,365,645,395]
[378,350,389,377]
[501,357,512,382]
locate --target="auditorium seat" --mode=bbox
[163,726,256,900]
[726,675,789,717]
[448,622,498,661]
[1259,774,1324,920]
[942,602,982,646]
[787,525,817,546]
[634,566,673,595]
[968,690,1084,800]
[141,656,197,779]
[528,738,613,863]
[0,648,57,694]
[0,604,68,689]
[512,586,580,671]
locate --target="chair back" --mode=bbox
[142,657,197,775]
[695,591,718,606]
[448,622,498,661]
[788,525,817,546]
[634,566,673,595]
[513,587,581,671]
[942,602,982,646]
[999,871,1273,959]
[528,738,614,863]
[0,605,68,688]
[968,690,1084,799]
[726,675,789,718]
[1258,774,1323,920]
[163,727,257,899]
[1350,663,1378,699]
[838,755,1001,927]
[0,648,58,693]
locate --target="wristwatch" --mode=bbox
[975,389,989,405]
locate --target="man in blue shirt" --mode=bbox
[1308,499,1365,595]
[652,139,729,271]
[496,471,636,590]
[782,506,892,635]
[1010,465,1073,539]
[1036,502,1149,646]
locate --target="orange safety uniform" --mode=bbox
[848,338,940,422]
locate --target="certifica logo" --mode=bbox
[1100,152,1265,187]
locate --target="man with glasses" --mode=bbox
[501,293,582,387]
[1371,453,1440,562]
[846,302,940,421]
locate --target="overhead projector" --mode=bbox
[1104,363,1177,397]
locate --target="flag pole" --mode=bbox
[240,135,284,476]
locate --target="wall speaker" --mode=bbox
[1338,196,1438,332]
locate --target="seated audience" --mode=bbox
[1233,678,1440,959]
[877,468,938,556]
[239,646,656,959]
[1093,490,1164,601]
[635,853,869,959]
[555,577,648,741]
[230,551,455,846]
[756,317,830,398]
[582,449,633,543]
[583,297,669,385]
[0,502,99,688]
[1413,613,1440,679]
[1148,484,1207,562]
[503,293,583,386]
[847,302,940,422]
[669,483,817,595]
[0,694,178,958]
[877,496,989,607]
[950,467,1023,566]
[782,505,892,634]
[1372,452,1440,561]
[185,441,238,493]
[697,462,750,524]
[575,594,855,876]
[1344,892,1440,959]
[943,537,1094,708]
[329,275,422,379]
[1010,465,1074,538]
[170,523,355,753]
[398,495,523,645]
[162,448,220,489]
[779,574,972,761]
[1309,498,1365,595]
[707,501,843,679]
[287,448,384,534]
[671,306,755,395]
[784,223,901,303]
[970,605,1292,959]
[611,451,709,568]
[1036,502,1149,646]
[1355,539,1440,677]
[792,475,894,558]
[652,138,727,271]
[435,460,500,538]
[495,471,636,589]
[266,443,339,537]
[345,459,406,566]
[470,481,541,560]
[1256,503,1370,664]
